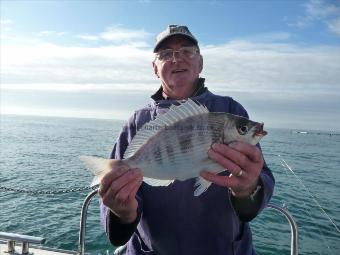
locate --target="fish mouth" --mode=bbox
[254,123,267,137]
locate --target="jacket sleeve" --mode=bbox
[230,160,275,222]
[99,113,144,246]
[228,98,275,221]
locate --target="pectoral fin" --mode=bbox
[194,177,212,196]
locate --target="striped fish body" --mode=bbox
[81,99,267,196]
[126,113,226,181]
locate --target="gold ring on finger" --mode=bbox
[237,169,243,177]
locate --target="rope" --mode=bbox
[0,184,99,195]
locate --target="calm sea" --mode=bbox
[0,115,339,255]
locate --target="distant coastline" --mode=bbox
[292,130,340,136]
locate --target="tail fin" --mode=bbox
[79,156,113,186]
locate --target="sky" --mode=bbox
[1,0,340,131]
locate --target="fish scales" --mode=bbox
[126,113,226,180]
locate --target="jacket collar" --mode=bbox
[151,77,207,101]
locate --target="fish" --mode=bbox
[80,99,267,196]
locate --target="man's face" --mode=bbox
[153,35,203,100]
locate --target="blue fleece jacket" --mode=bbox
[100,88,275,255]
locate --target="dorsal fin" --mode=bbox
[123,99,209,159]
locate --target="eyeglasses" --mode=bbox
[155,46,199,62]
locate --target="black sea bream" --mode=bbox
[81,99,267,196]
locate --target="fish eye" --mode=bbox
[238,125,249,135]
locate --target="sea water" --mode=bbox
[0,115,339,254]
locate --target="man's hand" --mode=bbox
[99,160,143,224]
[201,142,263,198]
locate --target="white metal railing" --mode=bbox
[77,190,298,255]
[0,231,46,254]
[266,203,298,255]
[0,189,298,255]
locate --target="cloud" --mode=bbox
[0,19,14,32]
[1,24,153,89]
[231,32,292,43]
[100,25,151,45]
[1,83,155,92]
[305,0,339,18]
[201,40,340,94]
[38,30,67,37]
[1,42,155,87]
[76,35,99,41]
[2,27,340,130]
[35,26,151,45]
[0,19,13,25]
[328,17,340,35]
[76,25,152,46]
[294,0,340,36]
[2,37,340,97]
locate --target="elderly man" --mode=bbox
[99,25,275,255]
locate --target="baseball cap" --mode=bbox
[153,25,198,52]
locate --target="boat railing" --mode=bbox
[0,231,46,254]
[78,188,99,255]
[0,189,298,255]
[77,189,298,255]
[266,203,298,255]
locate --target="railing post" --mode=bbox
[78,188,99,255]
[267,203,298,255]
[8,240,15,253]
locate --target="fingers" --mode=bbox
[100,168,142,203]
[200,171,228,187]
[129,178,142,200]
[97,164,143,224]
[228,142,262,163]
[208,143,263,176]
[99,161,129,196]
[204,142,263,196]
[115,169,141,195]
[105,171,143,204]
[207,144,244,177]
